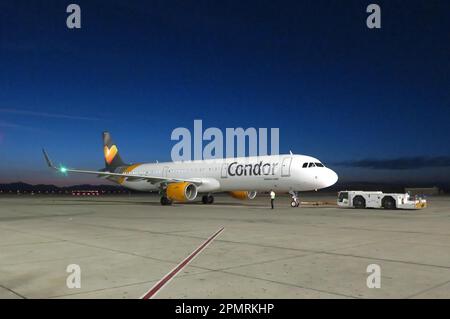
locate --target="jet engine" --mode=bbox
[229,190,257,200]
[166,182,198,202]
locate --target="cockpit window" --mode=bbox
[303,162,325,168]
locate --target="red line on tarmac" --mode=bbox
[140,226,225,299]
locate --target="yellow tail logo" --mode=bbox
[104,145,118,164]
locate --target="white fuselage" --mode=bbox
[119,154,338,193]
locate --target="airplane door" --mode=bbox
[162,166,169,177]
[281,157,292,177]
[221,163,228,178]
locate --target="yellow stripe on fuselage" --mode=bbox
[118,163,142,184]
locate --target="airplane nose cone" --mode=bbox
[328,169,338,186]
[318,168,338,188]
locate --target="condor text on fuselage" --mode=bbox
[227,161,278,177]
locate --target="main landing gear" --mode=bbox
[160,196,173,206]
[160,193,214,206]
[202,194,214,204]
[290,191,300,207]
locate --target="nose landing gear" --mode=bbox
[290,191,300,207]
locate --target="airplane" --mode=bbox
[43,132,338,207]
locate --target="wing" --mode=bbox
[42,149,202,185]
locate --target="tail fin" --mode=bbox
[103,132,126,170]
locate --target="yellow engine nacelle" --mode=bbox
[229,191,257,200]
[166,182,198,202]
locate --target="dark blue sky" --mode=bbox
[0,0,449,185]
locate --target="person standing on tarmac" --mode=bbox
[270,190,276,209]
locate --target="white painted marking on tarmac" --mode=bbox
[140,226,225,299]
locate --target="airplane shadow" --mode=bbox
[49,199,265,207]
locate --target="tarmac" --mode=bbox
[1,193,450,299]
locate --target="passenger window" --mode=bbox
[302,163,308,168]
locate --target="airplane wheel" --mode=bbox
[353,196,366,209]
[291,200,297,208]
[202,195,214,204]
[161,196,172,206]
[382,196,396,209]
[202,195,209,204]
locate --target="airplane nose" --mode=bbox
[319,168,338,188]
[327,169,338,187]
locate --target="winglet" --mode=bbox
[42,148,56,169]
